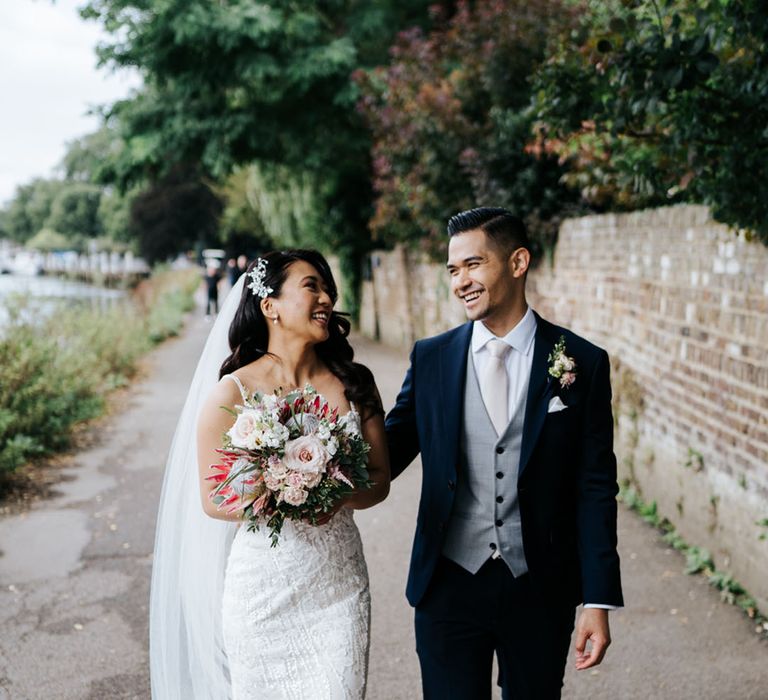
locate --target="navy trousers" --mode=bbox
[415,557,575,700]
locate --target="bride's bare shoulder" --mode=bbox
[228,358,274,395]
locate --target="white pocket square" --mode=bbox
[547,396,568,413]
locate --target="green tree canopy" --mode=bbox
[356,1,581,259]
[2,179,67,243]
[532,0,768,242]
[128,164,222,264]
[81,0,433,309]
[45,183,103,239]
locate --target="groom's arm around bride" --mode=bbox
[384,207,623,700]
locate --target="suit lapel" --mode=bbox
[439,322,473,469]
[518,313,557,479]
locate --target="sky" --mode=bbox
[0,0,142,206]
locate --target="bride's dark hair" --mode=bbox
[219,249,383,420]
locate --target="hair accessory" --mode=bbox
[246,258,274,299]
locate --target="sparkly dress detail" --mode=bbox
[220,375,371,699]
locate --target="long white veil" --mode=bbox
[149,275,245,699]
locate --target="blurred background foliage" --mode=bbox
[2,0,766,297]
[0,268,199,475]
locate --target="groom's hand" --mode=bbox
[574,608,611,670]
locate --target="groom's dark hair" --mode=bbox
[447,207,529,258]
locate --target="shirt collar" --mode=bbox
[471,306,537,356]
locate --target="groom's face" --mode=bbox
[447,229,516,322]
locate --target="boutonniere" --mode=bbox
[547,335,577,389]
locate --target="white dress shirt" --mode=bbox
[470,308,618,611]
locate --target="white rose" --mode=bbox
[283,435,329,474]
[228,409,260,448]
[283,486,308,506]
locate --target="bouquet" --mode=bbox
[206,384,371,545]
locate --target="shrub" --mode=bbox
[0,268,198,478]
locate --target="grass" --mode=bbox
[0,268,198,480]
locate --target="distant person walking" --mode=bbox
[236,254,248,278]
[203,263,221,319]
[226,258,240,287]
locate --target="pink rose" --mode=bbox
[283,435,328,474]
[283,486,308,506]
[286,471,306,488]
[227,409,259,448]
[560,371,576,388]
[302,471,323,489]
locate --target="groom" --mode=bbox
[385,208,623,699]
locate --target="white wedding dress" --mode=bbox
[149,276,370,700]
[220,375,371,700]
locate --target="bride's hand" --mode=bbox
[312,498,349,526]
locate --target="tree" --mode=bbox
[26,228,71,252]
[2,179,66,243]
[81,0,434,314]
[356,1,581,259]
[532,0,768,243]
[46,184,103,240]
[97,187,137,244]
[129,165,222,265]
[60,126,124,184]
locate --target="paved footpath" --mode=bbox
[0,310,765,699]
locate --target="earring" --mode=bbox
[272,316,278,325]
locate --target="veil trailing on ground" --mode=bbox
[149,275,245,699]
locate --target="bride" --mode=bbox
[150,249,390,699]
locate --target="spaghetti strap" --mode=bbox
[223,374,249,402]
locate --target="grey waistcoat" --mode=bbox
[442,350,530,576]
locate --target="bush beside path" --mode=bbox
[0,310,765,699]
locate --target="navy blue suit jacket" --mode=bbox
[385,312,624,609]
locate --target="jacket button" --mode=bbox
[489,543,497,550]
[448,480,456,491]
[496,496,503,503]
[496,472,504,479]
[495,519,503,527]
[495,446,505,454]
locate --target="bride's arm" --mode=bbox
[344,411,391,510]
[196,379,245,522]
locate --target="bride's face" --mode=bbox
[265,261,334,343]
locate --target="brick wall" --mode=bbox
[359,204,768,610]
